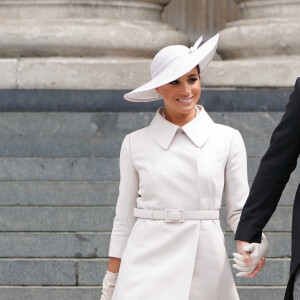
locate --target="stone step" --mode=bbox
[0,258,290,286]
[0,112,284,137]
[0,207,115,232]
[0,134,272,158]
[0,134,278,158]
[0,135,123,158]
[233,259,290,286]
[0,158,119,181]
[0,232,289,259]
[0,286,287,300]
[0,259,107,286]
[210,112,284,136]
[221,206,292,232]
[0,112,154,136]
[0,181,119,206]
[0,180,296,206]
[0,233,110,258]
[0,287,100,300]
[237,287,286,300]
[0,157,299,181]
[0,206,292,232]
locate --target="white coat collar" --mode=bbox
[148,105,215,149]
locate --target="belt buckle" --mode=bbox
[165,209,184,223]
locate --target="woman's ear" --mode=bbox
[155,87,160,94]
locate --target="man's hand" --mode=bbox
[236,240,252,267]
[233,236,269,278]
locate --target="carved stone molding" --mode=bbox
[218,0,300,59]
[0,0,188,58]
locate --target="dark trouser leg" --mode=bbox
[294,267,300,300]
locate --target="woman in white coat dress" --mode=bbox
[100,34,265,300]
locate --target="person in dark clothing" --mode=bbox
[235,77,300,299]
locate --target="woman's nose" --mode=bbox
[180,82,191,95]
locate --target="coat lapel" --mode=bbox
[182,106,215,148]
[148,105,215,149]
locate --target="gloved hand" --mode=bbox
[233,233,269,277]
[100,270,118,300]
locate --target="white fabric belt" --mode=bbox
[134,208,219,223]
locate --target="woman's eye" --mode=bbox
[169,80,179,85]
[189,78,198,83]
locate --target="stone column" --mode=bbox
[0,0,188,89]
[203,0,300,88]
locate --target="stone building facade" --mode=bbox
[0,1,299,299]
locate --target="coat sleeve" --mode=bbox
[235,78,300,243]
[224,129,249,233]
[108,134,139,258]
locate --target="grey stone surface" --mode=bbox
[237,287,286,300]
[0,259,108,286]
[0,233,110,258]
[0,287,100,300]
[78,261,106,286]
[0,179,296,207]
[0,58,298,90]
[0,112,283,136]
[0,207,115,232]
[0,112,153,136]
[0,148,298,183]
[0,181,119,206]
[0,157,119,181]
[0,286,286,300]
[0,231,290,259]
[278,181,299,206]
[0,258,290,287]
[209,112,284,136]
[79,258,290,286]
[1,205,290,233]
[17,58,152,90]
[0,59,17,89]
[0,135,124,157]
[0,89,290,113]
[233,259,290,286]
[248,180,299,206]
[225,232,291,258]
[0,110,296,295]
[0,259,76,285]
[0,0,169,20]
[248,157,300,181]
[0,179,295,207]
[220,207,293,232]
[243,135,271,158]
[203,60,300,88]
[0,134,278,158]
[1,19,188,58]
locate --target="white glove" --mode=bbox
[100,271,118,300]
[232,233,269,277]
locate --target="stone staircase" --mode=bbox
[0,109,293,299]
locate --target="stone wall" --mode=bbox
[0,89,294,299]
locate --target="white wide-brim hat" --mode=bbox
[124,34,219,102]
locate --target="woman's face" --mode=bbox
[156,67,201,117]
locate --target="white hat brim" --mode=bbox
[124,34,219,102]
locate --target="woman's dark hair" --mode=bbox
[196,65,200,75]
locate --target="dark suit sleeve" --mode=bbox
[235,78,300,243]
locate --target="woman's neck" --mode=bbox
[163,107,199,127]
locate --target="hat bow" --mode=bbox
[189,36,203,53]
